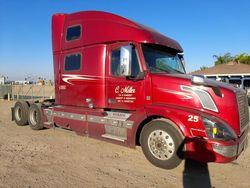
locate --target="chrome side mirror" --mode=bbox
[120,45,132,76]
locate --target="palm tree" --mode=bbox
[213,53,233,65]
[235,53,250,64]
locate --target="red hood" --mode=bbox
[150,73,241,135]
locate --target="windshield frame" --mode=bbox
[141,43,186,74]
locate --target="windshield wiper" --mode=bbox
[149,66,170,73]
[157,65,184,74]
[172,69,184,74]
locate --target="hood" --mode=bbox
[152,73,240,94]
[150,73,241,135]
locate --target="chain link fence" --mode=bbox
[0,85,12,99]
[0,85,54,100]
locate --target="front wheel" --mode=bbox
[140,119,184,169]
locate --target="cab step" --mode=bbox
[101,134,126,142]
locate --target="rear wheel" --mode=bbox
[28,103,44,130]
[140,119,184,169]
[13,101,29,126]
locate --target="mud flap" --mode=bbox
[11,107,14,121]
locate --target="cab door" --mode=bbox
[106,43,145,110]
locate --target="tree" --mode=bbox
[213,53,250,65]
[213,53,234,65]
[235,53,250,64]
[200,66,209,70]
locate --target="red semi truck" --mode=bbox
[12,11,249,169]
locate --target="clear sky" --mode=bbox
[0,0,250,81]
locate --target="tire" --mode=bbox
[13,100,29,126]
[28,103,44,130]
[140,119,184,169]
[26,101,34,107]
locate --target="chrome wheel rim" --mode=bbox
[30,108,38,125]
[148,130,175,160]
[15,106,22,121]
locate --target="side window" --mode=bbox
[111,48,121,76]
[66,25,81,41]
[131,48,140,76]
[111,47,140,77]
[64,54,81,71]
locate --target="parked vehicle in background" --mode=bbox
[11,11,249,169]
[228,78,250,105]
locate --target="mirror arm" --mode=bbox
[126,72,145,81]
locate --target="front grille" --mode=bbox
[237,91,249,133]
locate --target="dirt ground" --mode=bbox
[0,100,249,188]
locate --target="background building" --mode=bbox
[191,62,250,89]
[0,75,6,85]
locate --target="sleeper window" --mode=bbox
[66,25,81,41]
[64,54,81,71]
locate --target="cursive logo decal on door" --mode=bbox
[114,86,136,103]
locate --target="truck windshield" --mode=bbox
[142,44,185,74]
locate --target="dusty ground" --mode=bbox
[0,100,249,188]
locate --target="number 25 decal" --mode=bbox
[188,115,199,122]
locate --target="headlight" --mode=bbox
[202,117,237,140]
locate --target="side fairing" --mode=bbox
[58,44,106,108]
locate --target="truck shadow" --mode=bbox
[179,139,215,188]
[183,159,212,188]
